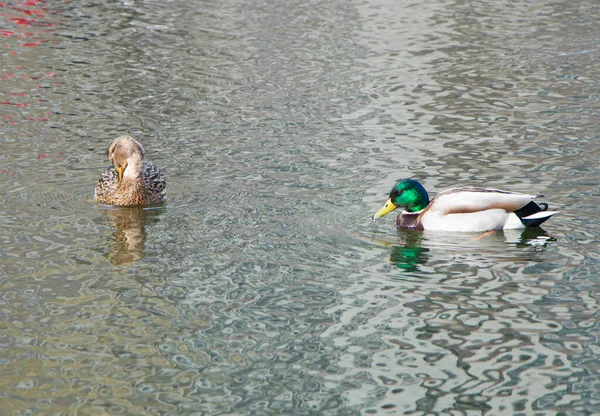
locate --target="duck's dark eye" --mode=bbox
[391,189,403,199]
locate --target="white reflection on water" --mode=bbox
[324,227,570,413]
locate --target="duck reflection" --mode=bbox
[375,227,556,271]
[503,226,557,248]
[98,205,165,265]
[388,230,430,271]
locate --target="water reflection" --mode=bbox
[388,230,430,272]
[327,230,566,414]
[97,205,165,265]
[0,0,597,413]
[369,227,557,271]
[504,227,557,248]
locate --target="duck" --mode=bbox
[95,135,166,206]
[372,179,558,232]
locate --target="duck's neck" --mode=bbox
[122,158,144,182]
[118,159,146,197]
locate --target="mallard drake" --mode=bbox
[372,179,558,232]
[95,135,166,206]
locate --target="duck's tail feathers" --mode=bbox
[514,201,558,227]
[521,210,559,227]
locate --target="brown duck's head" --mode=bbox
[107,135,145,184]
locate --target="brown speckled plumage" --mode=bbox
[95,136,166,206]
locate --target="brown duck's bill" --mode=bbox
[372,198,397,220]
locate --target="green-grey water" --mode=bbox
[1,0,599,414]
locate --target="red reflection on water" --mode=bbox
[24,10,45,17]
[1,0,58,124]
[8,17,35,25]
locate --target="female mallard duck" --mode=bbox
[95,135,166,206]
[372,179,558,232]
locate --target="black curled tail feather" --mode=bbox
[513,201,544,219]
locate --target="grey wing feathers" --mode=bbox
[95,166,119,200]
[102,166,118,185]
[143,161,166,196]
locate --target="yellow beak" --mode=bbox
[116,165,124,185]
[372,198,398,220]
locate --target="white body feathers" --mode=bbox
[417,187,558,232]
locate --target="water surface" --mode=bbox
[1,0,599,414]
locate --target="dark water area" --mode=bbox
[1,0,600,414]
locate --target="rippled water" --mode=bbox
[1,0,600,414]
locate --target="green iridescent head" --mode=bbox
[372,179,430,219]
